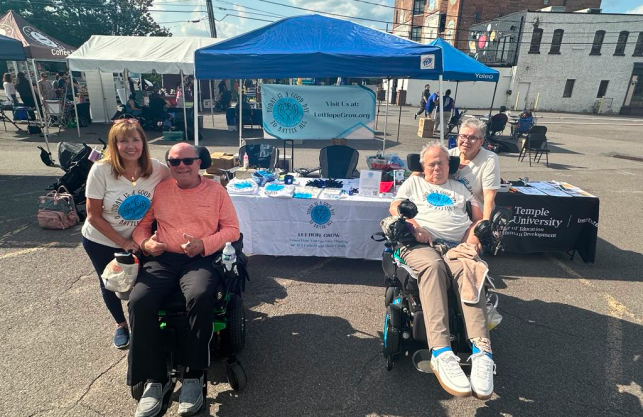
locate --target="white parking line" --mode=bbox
[0,225,29,245]
[0,242,58,259]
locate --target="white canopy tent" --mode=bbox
[67,36,226,135]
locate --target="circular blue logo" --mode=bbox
[426,193,454,207]
[274,97,304,127]
[118,195,151,220]
[310,205,332,225]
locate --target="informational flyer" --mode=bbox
[358,170,382,197]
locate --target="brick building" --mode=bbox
[392,0,601,50]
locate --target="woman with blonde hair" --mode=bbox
[81,119,170,348]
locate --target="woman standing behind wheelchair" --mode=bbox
[448,118,500,226]
[82,120,170,348]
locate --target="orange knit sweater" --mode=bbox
[132,176,239,256]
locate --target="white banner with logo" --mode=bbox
[261,84,376,140]
[231,194,391,260]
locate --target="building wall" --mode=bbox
[509,12,643,113]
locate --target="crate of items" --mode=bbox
[163,131,184,141]
[417,117,434,138]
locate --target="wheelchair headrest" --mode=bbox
[406,153,460,175]
[165,146,211,169]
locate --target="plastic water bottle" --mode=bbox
[222,242,236,272]
[243,154,249,169]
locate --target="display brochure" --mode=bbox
[526,182,572,197]
[358,170,382,197]
[293,186,322,199]
[320,188,345,200]
[513,186,547,196]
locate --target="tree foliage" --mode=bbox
[0,0,171,47]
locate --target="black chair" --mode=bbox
[518,125,549,167]
[239,144,279,170]
[319,145,359,178]
[486,116,507,139]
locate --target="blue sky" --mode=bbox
[149,0,643,38]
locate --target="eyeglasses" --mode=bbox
[458,134,482,142]
[167,158,198,167]
[113,118,140,125]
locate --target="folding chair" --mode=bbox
[319,145,359,178]
[518,125,549,167]
[238,144,280,170]
[43,100,64,132]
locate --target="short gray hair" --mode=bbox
[460,118,487,138]
[419,141,449,168]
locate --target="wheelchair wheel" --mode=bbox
[131,382,144,401]
[384,287,399,307]
[226,361,247,392]
[228,294,245,354]
[383,308,400,368]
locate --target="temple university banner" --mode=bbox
[261,84,376,140]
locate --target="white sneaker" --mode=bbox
[430,350,472,397]
[468,352,496,400]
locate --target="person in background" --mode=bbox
[2,73,19,105]
[82,120,170,349]
[425,89,439,121]
[38,73,54,101]
[415,84,431,120]
[487,106,508,138]
[175,84,184,108]
[127,94,143,116]
[434,89,454,135]
[15,72,37,109]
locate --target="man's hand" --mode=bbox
[181,233,204,258]
[413,226,433,245]
[143,232,167,257]
[121,239,140,252]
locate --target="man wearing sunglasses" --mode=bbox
[129,143,239,417]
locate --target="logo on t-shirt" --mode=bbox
[118,194,151,221]
[424,191,456,212]
[453,176,472,192]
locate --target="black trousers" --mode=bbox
[127,252,219,386]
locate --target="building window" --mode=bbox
[597,80,609,98]
[413,0,426,15]
[529,28,543,54]
[590,30,605,55]
[411,26,422,42]
[550,29,563,54]
[563,79,575,98]
[614,31,629,55]
[633,32,643,56]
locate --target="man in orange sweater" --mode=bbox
[129,143,239,417]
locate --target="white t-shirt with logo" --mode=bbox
[394,176,473,244]
[448,147,500,208]
[82,159,170,248]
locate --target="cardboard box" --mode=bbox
[417,117,434,138]
[206,152,236,174]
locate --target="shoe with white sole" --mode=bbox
[178,375,204,416]
[430,349,472,397]
[469,352,496,400]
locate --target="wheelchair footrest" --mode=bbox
[412,349,433,374]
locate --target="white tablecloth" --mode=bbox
[231,193,392,260]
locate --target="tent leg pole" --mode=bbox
[68,65,81,138]
[194,71,199,145]
[29,59,51,153]
[488,81,499,120]
[238,79,242,148]
[453,81,459,119]
[124,69,129,101]
[209,80,214,127]
[383,78,389,152]
[97,70,108,123]
[439,75,444,144]
[180,71,188,141]
[396,99,402,143]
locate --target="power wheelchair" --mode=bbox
[378,153,511,374]
[130,148,250,412]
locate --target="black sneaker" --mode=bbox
[113,326,130,349]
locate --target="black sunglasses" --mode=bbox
[167,157,198,167]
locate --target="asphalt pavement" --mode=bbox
[0,105,641,417]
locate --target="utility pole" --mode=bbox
[206,0,217,38]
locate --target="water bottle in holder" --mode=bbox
[222,242,236,272]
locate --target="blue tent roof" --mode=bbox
[429,38,499,82]
[195,14,442,80]
[0,34,25,61]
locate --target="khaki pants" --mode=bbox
[399,244,489,349]
[433,111,451,134]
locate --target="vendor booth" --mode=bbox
[67,35,226,134]
[0,34,26,132]
[0,10,77,154]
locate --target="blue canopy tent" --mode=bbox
[0,34,26,61]
[193,14,444,149]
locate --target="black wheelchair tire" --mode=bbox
[228,294,245,354]
[226,362,247,392]
[384,287,399,307]
[131,382,144,401]
[385,354,394,371]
